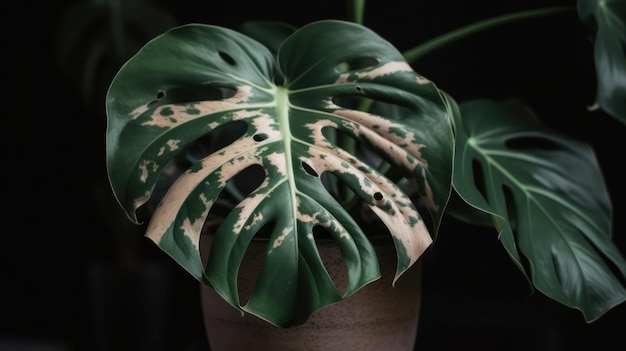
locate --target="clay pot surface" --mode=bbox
[200,234,423,351]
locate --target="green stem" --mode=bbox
[349,0,366,25]
[403,6,575,63]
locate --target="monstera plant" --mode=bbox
[106,0,626,334]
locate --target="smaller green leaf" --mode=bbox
[440,92,502,229]
[455,99,626,322]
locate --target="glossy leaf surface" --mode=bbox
[453,99,626,322]
[578,0,626,123]
[106,21,453,326]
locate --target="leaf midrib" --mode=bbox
[277,87,299,232]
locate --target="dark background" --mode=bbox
[3,1,625,350]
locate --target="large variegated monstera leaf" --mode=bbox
[106,20,454,327]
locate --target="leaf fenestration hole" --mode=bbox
[302,162,319,177]
[183,120,248,163]
[144,120,248,213]
[238,222,275,305]
[233,164,265,197]
[206,164,265,219]
[335,57,379,73]
[312,226,348,296]
[253,133,269,142]
[505,136,561,151]
[332,95,372,110]
[219,51,236,65]
[147,85,237,108]
[320,171,356,208]
[320,127,386,171]
[331,95,412,121]
[147,90,166,107]
[502,184,517,231]
[504,184,532,278]
[550,252,564,288]
[472,159,487,199]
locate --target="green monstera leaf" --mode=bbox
[578,0,626,123]
[240,20,297,57]
[106,20,454,326]
[56,0,177,109]
[453,99,626,322]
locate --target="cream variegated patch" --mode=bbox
[371,204,431,278]
[266,152,288,176]
[158,139,181,156]
[216,146,267,186]
[235,109,273,123]
[317,145,431,270]
[416,75,431,85]
[231,174,272,233]
[322,98,427,161]
[333,109,426,163]
[300,139,431,268]
[295,198,350,239]
[271,226,294,250]
[130,86,254,127]
[146,140,264,243]
[139,159,159,183]
[335,61,414,84]
[244,212,264,231]
[179,192,213,248]
[324,107,438,211]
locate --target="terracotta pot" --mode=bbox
[200,234,423,351]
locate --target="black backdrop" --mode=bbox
[3,1,625,350]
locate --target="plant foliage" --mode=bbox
[107,21,454,326]
[105,0,626,327]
